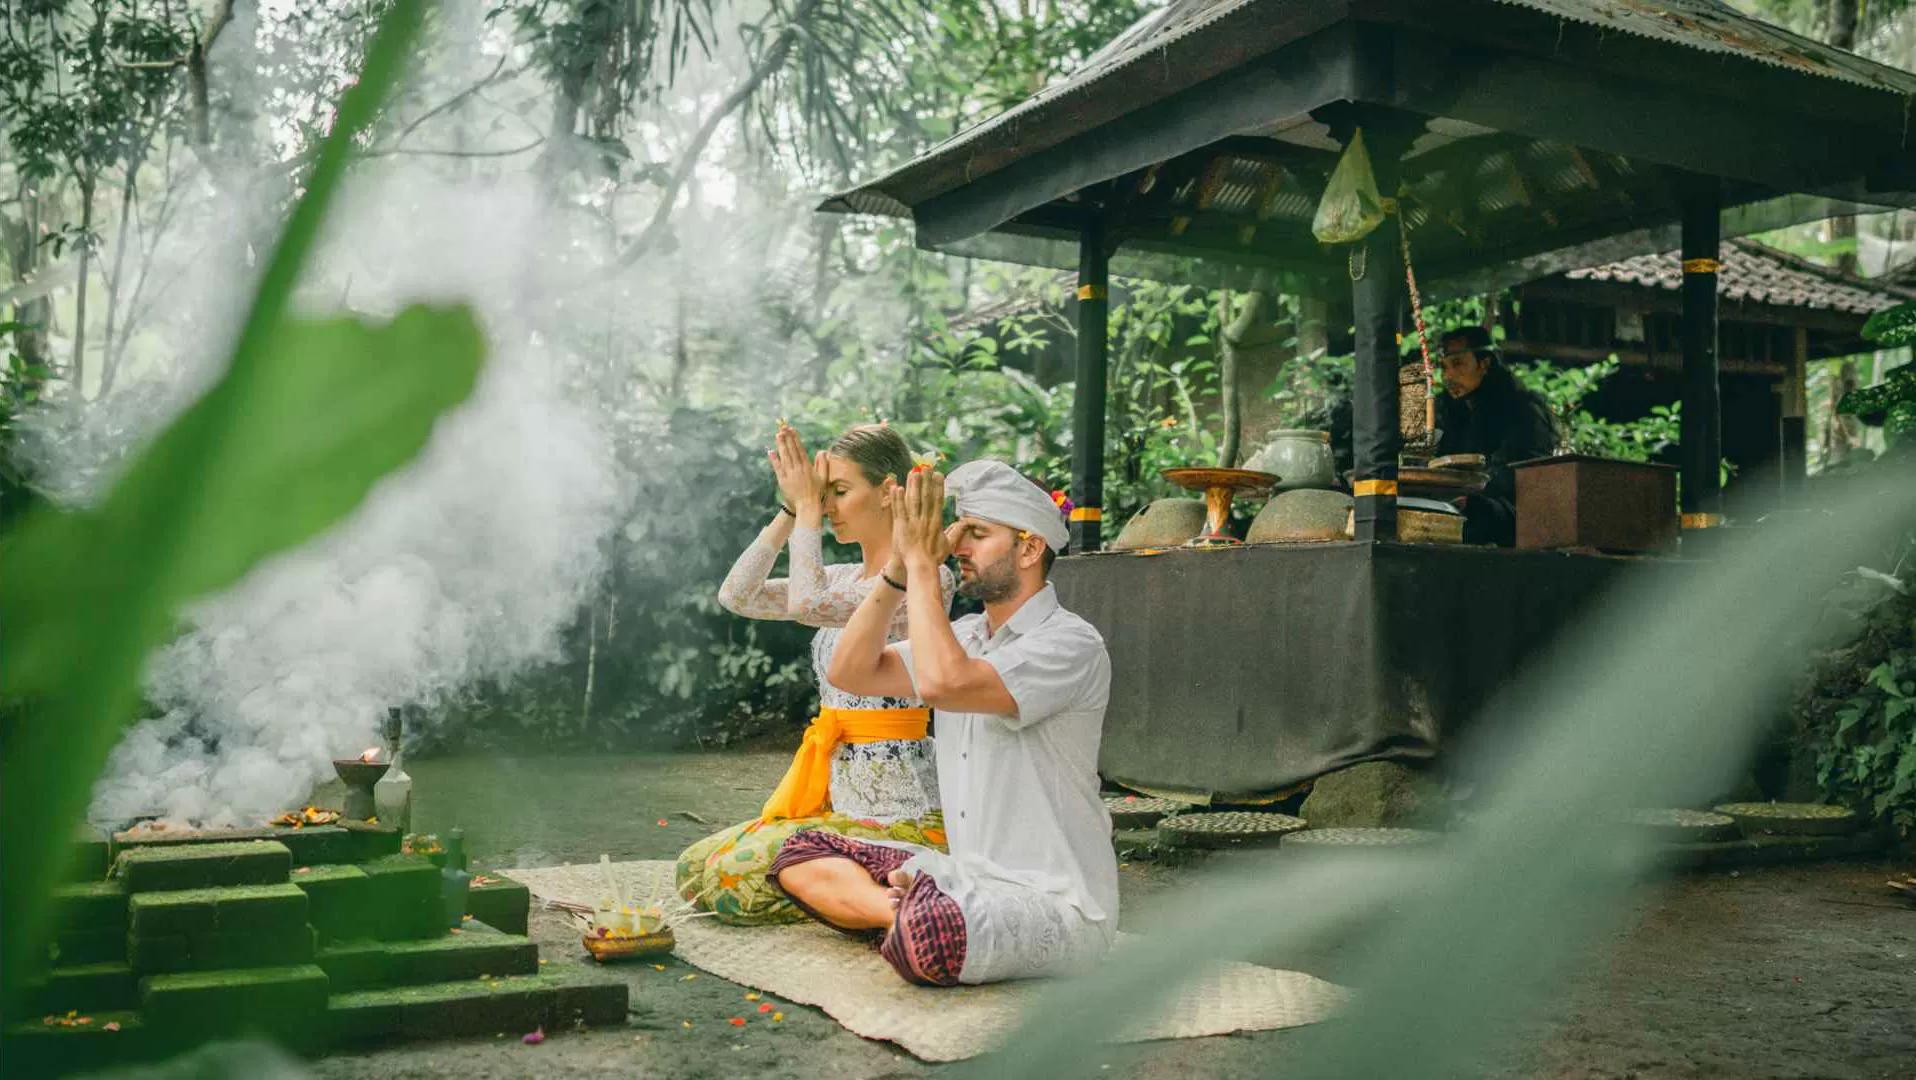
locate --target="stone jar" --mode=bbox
[1243,429,1335,491]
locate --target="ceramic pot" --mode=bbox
[1247,489,1353,543]
[1111,498,1206,550]
[1243,429,1335,491]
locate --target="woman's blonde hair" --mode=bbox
[828,424,913,487]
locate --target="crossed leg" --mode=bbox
[768,830,913,934]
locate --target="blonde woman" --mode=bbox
[676,423,954,925]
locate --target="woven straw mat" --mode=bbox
[507,859,1349,1062]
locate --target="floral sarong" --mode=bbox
[674,810,945,926]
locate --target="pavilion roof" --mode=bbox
[824,1,1916,298]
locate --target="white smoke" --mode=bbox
[86,168,628,827]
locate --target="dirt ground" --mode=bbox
[299,752,1916,1080]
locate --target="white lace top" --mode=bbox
[716,524,954,822]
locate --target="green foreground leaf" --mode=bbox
[0,0,449,1008]
[1,306,483,1003]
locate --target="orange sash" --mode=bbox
[759,706,930,820]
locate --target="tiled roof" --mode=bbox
[1563,239,1914,314]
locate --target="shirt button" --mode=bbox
[960,811,967,819]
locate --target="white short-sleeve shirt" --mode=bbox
[893,583,1118,929]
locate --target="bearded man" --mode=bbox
[769,460,1117,986]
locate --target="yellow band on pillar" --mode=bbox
[1681,258,1721,274]
[1680,512,1723,529]
[1352,479,1399,497]
[1077,284,1107,301]
[1068,506,1102,522]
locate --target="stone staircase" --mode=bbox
[5,827,623,1075]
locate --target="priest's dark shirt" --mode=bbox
[1432,364,1560,546]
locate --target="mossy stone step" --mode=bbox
[340,819,404,861]
[465,875,531,935]
[129,926,318,975]
[1,1009,148,1076]
[360,854,444,940]
[28,961,140,1013]
[140,964,329,1047]
[327,964,628,1043]
[53,880,129,934]
[319,930,539,991]
[69,827,111,883]
[114,823,357,868]
[129,882,309,937]
[292,864,375,940]
[114,840,292,892]
[112,826,279,858]
[273,826,359,867]
[50,930,127,966]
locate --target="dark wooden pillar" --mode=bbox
[1070,216,1110,551]
[1779,325,1810,502]
[1678,178,1723,527]
[1348,128,1411,542]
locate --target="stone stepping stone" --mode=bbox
[1157,811,1308,850]
[1712,802,1859,836]
[1282,827,1444,851]
[1103,796,1194,830]
[1617,808,1739,843]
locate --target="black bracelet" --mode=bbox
[880,572,907,592]
[777,504,796,518]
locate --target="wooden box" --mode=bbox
[1512,454,1677,553]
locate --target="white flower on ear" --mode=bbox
[910,449,942,473]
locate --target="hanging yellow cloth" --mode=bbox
[759,706,931,820]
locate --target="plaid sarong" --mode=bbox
[769,830,967,986]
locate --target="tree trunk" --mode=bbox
[1825,359,1861,464]
[3,187,53,381]
[1218,290,1240,465]
[99,160,144,399]
[70,175,97,401]
[669,288,689,401]
[1220,288,1287,462]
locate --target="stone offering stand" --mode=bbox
[4,822,626,1075]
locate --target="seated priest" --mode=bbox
[1434,326,1561,546]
